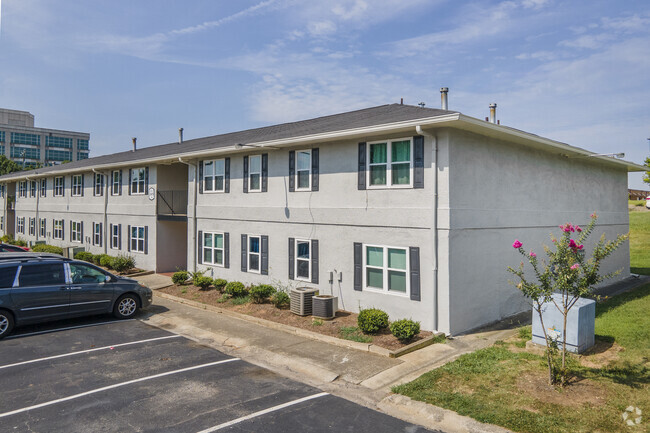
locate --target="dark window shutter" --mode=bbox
[261,235,269,275]
[119,170,123,195]
[128,169,132,195]
[225,158,230,193]
[198,161,204,194]
[354,242,362,291]
[288,151,295,192]
[127,225,131,251]
[62,177,65,197]
[409,247,421,301]
[110,224,113,247]
[243,156,249,193]
[69,221,72,241]
[118,224,122,249]
[288,237,295,280]
[241,234,248,272]
[101,175,105,195]
[81,221,84,242]
[261,153,268,193]
[52,177,55,195]
[358,142,366,190]
[81,174,85,196]
[62,219,65,239]
[99,222,103,247]
[224,232,230,268]
[413,135,424,189]
[197,230,203,264]
[311,239,319,284]
[311,148,319,192]
[144,226,148,254]
[145,167,149,191]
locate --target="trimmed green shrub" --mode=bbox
[224,281,248,298]
[74,251,94,262]
[250,284,276,303]
[92,254,108,266]
[110,254,136,273]
[190,270,206,287]
[389,319,421,342]
[213,278,228,291]
[99,255,113,269]
[271,291,290,309]
[358,308,389,334]
[194,276,213,290]
[172,271,189,285]
[11,238,28,247]
[0,234,11,243]
[31,244,64,255]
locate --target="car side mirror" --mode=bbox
[105,275,112,283]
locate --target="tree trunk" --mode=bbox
[537,305,555,385]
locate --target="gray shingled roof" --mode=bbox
[0,104,453,179]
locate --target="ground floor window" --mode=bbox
[29,218,35,236]
[203,232,224,266]
[364,245,408,295]
[17,217,25,234]
[53,220,64,240]
[130,226,146,253]
[39,218,46,238]
[93,222,102,246]
[295,239,311,281]
[248,235,260,272]
[71,221,83,243]
[111,224,121,249]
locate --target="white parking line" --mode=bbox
[5,319,136,339]
[0,358,240,419]
[196,392,329,432]
[0,335,182,370]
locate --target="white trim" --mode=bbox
[366,137,413,189]
[202,159,226,193]
[294,149,311,191]
[362,244,410,298]
[53,219,64,240]
[247,234,261,273]
[54,176,64,197]
[294,238,311,282]
[248,155,262,193]
[111,170,120,195]
[130,225,146,253]
[71,221,82,243]
[71,174,83,196]
[202,231,225,267]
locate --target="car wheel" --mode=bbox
[0,310,15,340]
[113,294,139,319]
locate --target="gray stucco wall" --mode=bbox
[444,129,630,334]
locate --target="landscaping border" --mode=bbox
[153,291,443,358]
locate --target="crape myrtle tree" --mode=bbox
[508,213,628,386]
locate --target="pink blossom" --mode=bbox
[576,226,582,232]
[512,240,523,249]
[570,264,580,270]
[569,239,578,248]
[578,244,584,250]
[529,251,537,258]
[591,213,597,218]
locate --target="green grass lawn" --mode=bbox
[393,285,650,433]
[629,212,650,275]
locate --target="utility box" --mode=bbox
[531,293,596,354]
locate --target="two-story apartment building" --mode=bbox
[0,102,642,334]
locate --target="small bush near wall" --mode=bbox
[195,276,213,290]
[213,278,228,291]
[0,234,11,243]
[10,238,27,247]
[358,308,389,334]
[74,251,94,262]
[224,281,248,298]
[250,284,276,303]
[271,291,290,309]
[31,244,64,255]
[390,319,421,342]
[172,271,189,285]
[99,255,113,269]
[111,254,136,273]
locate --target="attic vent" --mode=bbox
[290,287,319,316]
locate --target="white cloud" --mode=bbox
[559,33,615,49]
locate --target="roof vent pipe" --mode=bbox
[440,87,449,110]
[489,103,497,123]
[179,128,184,144]
[132,137,137,151]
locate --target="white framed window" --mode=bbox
[0,216,4,231]
[93,222,102,246]
[94,173,104,196]
[29,217,35,236]
[40,178,47,197]
[111,170,121,195]
[111,224,120,249]
[248,235,261,273]
[18,181,26,198]
[248,155,261,192]
[39,218,46,237]
[54,176,64,196]
[295,150,311,191]
[295,239,311,281]
[367,138,413,188]
[202,232,224,266]
[0,184,4,198]
[17,217,25,234]
[130,225,145,252]
[130,168,146,194]
[203,159,225,193]
[363,244,409,296]
[72,174,83,196]
[29,181,37,198]
[71,221,82,243]
[53,219,64,240]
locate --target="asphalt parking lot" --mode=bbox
[0,316,436,432]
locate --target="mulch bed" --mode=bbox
[158,283,432,351]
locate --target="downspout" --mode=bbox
[178,157,198,273]
[416,125,439,332]
[93,169,109,254]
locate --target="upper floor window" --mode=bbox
[130,168,146,195]
[203,159,225,193]
[54,176,64,196]
[94,173,104,196]
[249,155,262,192]
[18,181,26,198]
[368,138,412,188]
[40,178,47,197]
[72,174,83,196]
[29,181,37,198]
[111,170,122,195]
[0,184,4,198]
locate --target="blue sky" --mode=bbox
[1,0,649,187]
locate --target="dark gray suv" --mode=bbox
[0,253,153,339]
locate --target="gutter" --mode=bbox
[178,157,198,273]
[416,125,439,332]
